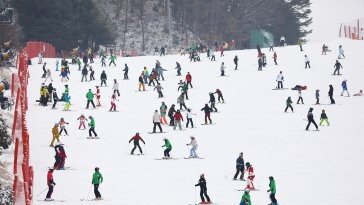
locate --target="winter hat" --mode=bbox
[269,176,274,180]
[245,162,251,167]
[95,167,99,171]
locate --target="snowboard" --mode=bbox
[86,136,100,139]
[134,90,148,92]
[218,75,229,77]
[147,132,167,134]
[155,157,178,160]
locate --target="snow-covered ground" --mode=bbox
[27,38,364,205]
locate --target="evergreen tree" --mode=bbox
[0,116,11,150]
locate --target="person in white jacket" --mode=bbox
[112,79,120,96]
[276,71,284,89]
[44,69,53,82]
[152,110,163,133]
[338,45,345,59]
[220,62,226,76]
[186,136,198,158]
[186,108,194,128]
[304,55,311,68]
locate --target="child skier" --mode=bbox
[175,62,182,76]
[306,107,319,131]
[45,168,56,201]
[92,167,103,200]
[88,116,98,138]
[220,62,226,76]
[109,94,117,112]
[112,79,120,96]
[186,136,198,158]
[44,69,53,82]
[77,114,88,130]
[315,89,320,104]
[100,71,107,87]
[63,93,71,111]
[109,54,116,67]
[56,145,67,170]
[58,118,69,136]
[297,87,304,104]
[129,132,145,155]
[160,102,168,124]
[186,108,194,128]
[267,176,278,205]
[244,162,255,190]
[95,86,101,106]
[234,152,245,180]
[173,109,184,130]
[240,190,251,205]
[50,123,60,147]
[284,96,293,113]
[154,83,164,98]
[195,174,212,204]
[162,138,172,159]
[319,109,330,126]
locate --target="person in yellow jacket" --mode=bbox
[50,123,60,147]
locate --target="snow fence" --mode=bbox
[339,18,364,40]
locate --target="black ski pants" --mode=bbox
[89,127,97,137]
[94,184,101,198]
[46,185,54,199]
[200,188,210,202]
[86,100,96,108]
[186,118,194,128]
[153,122,163,132]
[131,143,143,154]
[306,119,318,130]
[164,148,171,157]
[270,193,278,204]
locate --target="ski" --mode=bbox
[37,199,66,202]
[147,132,167,134]
[201,123,216,125]
[86,136,100,139]
[218,75,229,77]
[272,88,288,90]
[184,157,204,159]
[134,90,148,92]
[235,189,260,191]
[155,158,179,160]
[48,166,75,170]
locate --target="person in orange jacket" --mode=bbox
[50,123,60,147]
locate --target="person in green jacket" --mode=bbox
[267,176,278,205]
[109,54,116,67]
[284,96,293,113]
[88,116,98,138]
[240,190,251,205]
[178,82,189,100]
[92,167,103,200]
[86,89,96,109]
[162,138,172,159]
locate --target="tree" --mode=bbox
[0,116,11,150]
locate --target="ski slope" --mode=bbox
[27,39,364,205]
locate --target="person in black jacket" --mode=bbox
[333,60,343,75]
[100,71,107,87]
[123,64,129,80]
[168,104,176,126]
[201,104,213,124]
[51,89,59,109]
[306,107,319,131]
[82,54,88,66]
[234,55,239,70]
[81,66,88,82]
[195,174,211,204]
[209,92,218,112]
[129,132,145,155]
[47,83,54,102]
[175,62,182,76]
[138,74,145,91]
[328,85,335,104]
[89,67,95,81]
[234,152,245,180]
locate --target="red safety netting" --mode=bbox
[24,41,56,59]
[339,18,364,40]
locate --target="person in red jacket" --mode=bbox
[214,89,224,103]
[54,144,67,170]
[45,168,56,201]
[129,132,146,155]
[173,110,184,130]
[244,162,256,190]
[185,72,193,88]
[273,52,278,65]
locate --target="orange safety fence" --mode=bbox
[339,18,364,40]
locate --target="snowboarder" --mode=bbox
[214,89,224,103]
[95,86,101,106]
[186,72,193,88]
[201,104,213,124]
[244,162,255,190]
[239,190,251,205]
[86,89,96,109]
[160,102,168,124]
[284,97,293,113]
[77,114,88,130]
[50,123,60,147]
[304,55,311,68]
[123,64,129,80]
[154,83,164,98]
[162,138,172,158]
[88,116,98,138]
[58,118,69,136]
[45,168,56,201]
[267,176,278,205]
[112,79,120,96]
[100,70,107,87]
[333,60,343,75]
[315,89,320,104]
[322,44,328,55]
[328,85,335,104]
[341,80,350,97]
[220,62,226,76]
[276,71,284,89]
[138,74,146,91]
[195,174,211,204]
[52,89,59,109]
[175,62,182,76]
[338,45,345,59]
[109,54,116,67]
[153,110,163,133]
[186,108,194,128]
[306,107,319,131]
[297,87,304,104]
[92,167,103,200]
[168,104,176,126]
[109,94,117,112]
[56,145,67,170]
[129,133,145,155]
[173,109,184,130]
[234,55,239,70]
[186,136,198,158]
[233,152,245,180]
[273,52,277,65]
[319,109,330,126]
[81,66,88,82]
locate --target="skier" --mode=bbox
[239,190,251,205]
[92,167,103,200]
[244,162,255,190]
[101,55,106,67]
[175,62,182,76]
[195,174,211,204]
[220,62,226,76]
[208,92,218,112]
[156,64,167,81]
[262,53,267,67]
[273,52,277,65]
[59,67,68,82]
[328,85,335,104]
[154,83,164,98]
[267,176,278,205]
[306,107,319,131]
[77,57,81,70]
[210,51,216,61]
[338,45,345,59]
[201,104,213,124]
[82,53,88,67]
[322,44,327,55]
[234,55,239,70]
[123,64,129,80]
[86,89,96,109]
[178,82,189,100]
[177,93,188,110]
[160,102,168,125]
[77,114,88,130]
[112,79,120,96]
[143,67,149,84]
[89,66,95,81]
[297,87,304,104]
[100,70,107,87]
[173,109,184,130]
[341,80,350,97]
[304,55,311,68]
[233,152,245,180]
[186,108,194,128]
[52,88,59,109]
[186,72,193,88]
[44,69,53,82]
[63,93,71,111]
[153,110,163,133]
[284,97,293,112]
[148,69,158,86]
[56,145,67,170]
[109,54,116,67]
[315,89,320,104]
[45,168,56,201]
[50,123,60,147]
[138,74,146,91]
[319,109,330,126]
[168,104,176,126]
[95,86,101,106]
[88,116,98,138]
[160,46,165,56]
[160,138,172,158]
[186,136,198,158]
[298,39,304,51]
[258,57,263,71]
[58,118,69,136]
[109,94,117,112]
[53,145,60,169]
[81,66,88,82]
[215,89,224,103]
[279,35,285,46]
[276,71,284,89]
[38,52,43,64]
[129,132,145,155]
[333,60,343,75]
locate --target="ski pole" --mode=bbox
[194,186,197,205]
[36,187,49,197]
[143,143,147,155]
[86,184,92,201]
[124,143,130,155]
[224,171,235,178]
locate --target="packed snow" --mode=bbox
[27,38,364,205]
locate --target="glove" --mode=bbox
[53,182,56,186]
[186,144,188,146]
